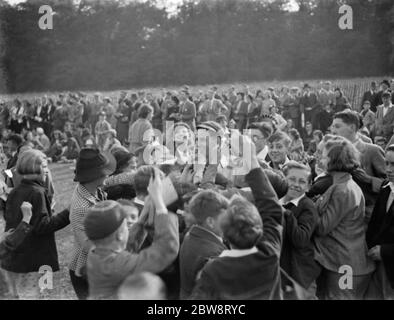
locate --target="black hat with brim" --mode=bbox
[74,148,116,183]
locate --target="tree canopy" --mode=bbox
[0,0,393,93]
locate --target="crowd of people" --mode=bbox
[0,78,393,300]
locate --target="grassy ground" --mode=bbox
[41,163,77,300]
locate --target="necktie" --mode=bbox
[283,202,295,210]
[387,191,394,213]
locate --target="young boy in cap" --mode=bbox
[84,169,179,300]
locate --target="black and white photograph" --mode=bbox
[0,0,393,304]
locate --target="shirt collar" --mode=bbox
[257,145,269,161]
[78,184,100,205]
[383,182,394,193]
[219,246,258,258]
[279,193,305,207]
[383,103,393,109]
[133,197,145,206]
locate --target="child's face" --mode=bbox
[285,168,310,200]
[268,139,288,165]
[124,205,139,229]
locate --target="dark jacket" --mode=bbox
[0,221,32,260]
[366,182,394,288]
[1,179,70,273]
[179,225,227,299]
[280,196,321,289]
[191,168,283,300]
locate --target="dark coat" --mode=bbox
[1,179,70,273]
[179,225,227,299]
[366,183,394,288]
[361,90,378,112]
[280,196,321,288]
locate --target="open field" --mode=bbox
[41,163,77,300]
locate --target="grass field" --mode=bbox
[41,163,77,300]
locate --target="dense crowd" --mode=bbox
[0,78,394,300]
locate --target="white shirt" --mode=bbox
[382,182,394,213]
[383,103,393,117]
[257,145,269,162]
[219,246,258,258]
[279,193,306,207]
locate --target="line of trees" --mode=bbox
[0,0,393,93]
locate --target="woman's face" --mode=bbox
[174,126,189,143]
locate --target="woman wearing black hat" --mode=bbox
[68,148,116,300]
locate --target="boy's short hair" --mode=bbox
[138,104,154,119]
[6,134,23,147]
[220,195,263,249]
[267,130,291,147]
[247,122,273,139]
[188,190,229,225]
[333,110,360,130]
[282,161,312,183]
[117,272,166,300]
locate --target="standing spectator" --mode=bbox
[103,97,117,129]
[129,105,154,166]
[301,122,314,151]
[1,150,70,299]
[94,111,111,151]
[178,90,197,132]
[231,92,248,131]
[333,88,349,114]
[299,84,318,128]
[374,91,394,142]
[317,103,333,134]
[313,136,375,299]
[288,128,304,162]
[366,145,394,299]
[68,148,116,300]
[103,129,122,153]
[360,101,376,133]
[52,101,69,132]
[374,80,392,107]
[361,81,379,112]
[115,96,132,145]
[199,89,228,123]
[5,134,23,169]
[331,110,386,221]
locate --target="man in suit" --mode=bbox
[279,161,320,298]
[179,190,229,299]
[366,145,394,299]
[178,90,196,132]
[5,134,23,170]
[374,91,394,142]
[331,110,386,221]
[231,92,249,131]
[299,84,318,129]
[374,80,392,107]
[198,89,228,124]
[361,81,379,112]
